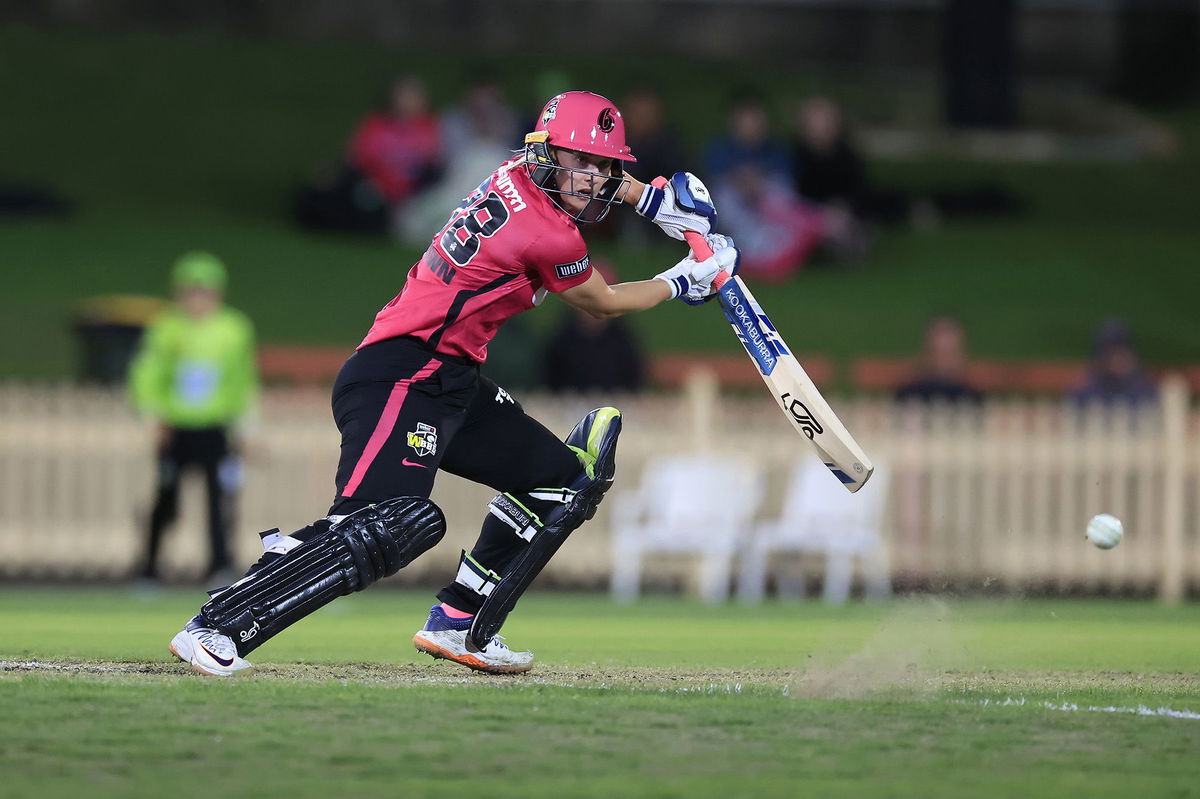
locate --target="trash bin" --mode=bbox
[73,294,165,384]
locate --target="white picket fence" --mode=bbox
[0,376,1196,599]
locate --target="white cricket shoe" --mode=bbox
[169,616,253,677]
[412,605,533,674]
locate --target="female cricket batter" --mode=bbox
[168,90,739,676]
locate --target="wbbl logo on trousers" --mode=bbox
[780,393,824,440]
[407,423,438,457]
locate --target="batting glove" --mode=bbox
[654,234,740,305]
[636,172,717,241]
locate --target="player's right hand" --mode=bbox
[636,172,716,241]
[654,234,739,304]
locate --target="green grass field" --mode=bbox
[3,26,1200,379]
[2,588,1198,798]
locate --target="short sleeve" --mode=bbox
[526,229,592,293]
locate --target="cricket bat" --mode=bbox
[684,229,874,492]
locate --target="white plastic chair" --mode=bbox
[610,454,765,602]
[738,460,891,605]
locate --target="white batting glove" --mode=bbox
[636,172,717,241]
[654,234,740,303]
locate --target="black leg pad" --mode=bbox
[200,497,445,655]
[469,408,621,650]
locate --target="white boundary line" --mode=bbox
[967,696,1200,721]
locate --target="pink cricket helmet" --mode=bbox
[525,91,637,223]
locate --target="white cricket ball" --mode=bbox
[1086,513,1123,550]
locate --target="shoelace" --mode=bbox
[198,629,234,658]
[487,635,531,657]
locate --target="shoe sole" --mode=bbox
[412,634,532,675]
[169,636,253,678]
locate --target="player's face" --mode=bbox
[551,148,616,214]
[178,285,221,318]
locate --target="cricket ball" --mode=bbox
[1086,513,1124,550]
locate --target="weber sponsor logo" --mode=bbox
[554,255,591,281]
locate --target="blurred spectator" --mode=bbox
[790,96,906,257]
[294,75,442,236]
[1071,319,1158,408]
[790,95,1024,234]
[895,316,983,404]
[619,88,688,248]
[440,81,520,156]
[703,94,793,185]
[791,96,867,210]
[542,260,645,393]
[128,252,259,583]
[712,164,825,283]
[399,81,521,245]
[543,308,645,393]
[347,75,443,209]
[622,88,686,191]
[705,94,868,280]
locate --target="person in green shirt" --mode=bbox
[128,252,259,582]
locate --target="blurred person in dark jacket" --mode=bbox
[619,88,687,248]
[790,96,903,255]
[791,96,867,210]
[543,308,645,393]
[895,316,983,404]
[542,260,645,393]
[1071,319,1158,408]
[622,88,685,195]
[704,93,793,186]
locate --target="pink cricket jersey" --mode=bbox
[359,158,593,362]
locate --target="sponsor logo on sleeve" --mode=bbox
[494,166,527,213]
[554,255,591,281]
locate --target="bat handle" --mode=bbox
[652,176,729,290]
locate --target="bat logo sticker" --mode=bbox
[780,393,824,440]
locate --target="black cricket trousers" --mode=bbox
[328,336,582,612]
[144,426,238,579]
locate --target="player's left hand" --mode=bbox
[636,172,716,241]
[681,234,739,305]
[654,234,739,305]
